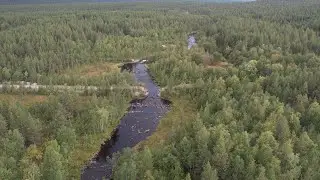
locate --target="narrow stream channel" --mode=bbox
[81,63,170,180]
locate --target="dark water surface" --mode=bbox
[81,63,170,180]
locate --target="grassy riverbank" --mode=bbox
[135,97,197,149]
[67,128,116,179]
[67,98,134,179]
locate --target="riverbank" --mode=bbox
[81,63,171,180]
[79,63,194,179]
[134,97,196,150]
[67,126,123,179]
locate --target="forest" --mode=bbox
[1,0,320,179]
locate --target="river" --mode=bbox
[81,63,170,180]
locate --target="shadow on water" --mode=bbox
[130,98,171,105]
[120,62,135,72]
[81,63,171,180]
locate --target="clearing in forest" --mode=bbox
[61,62,120,78]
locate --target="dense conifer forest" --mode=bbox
[0,0,320,179]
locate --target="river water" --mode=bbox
[81,63,170,180]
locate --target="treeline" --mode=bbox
[1,1,319,84]
[0,10,202,84]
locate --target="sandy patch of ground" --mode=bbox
[0,94,48,106]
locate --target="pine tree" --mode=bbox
[0,114,7,136]
[137,148,153,179]
[295,132,315,156]
[114,161,137,180]
[41,140,64,180]
[201,162,218,180]
[305,102,320,130]
[22,162,41,180]
[185,173,192,180]
[96,107,109,132]
[4,129,25,160]
[276,118,290,143]
[144,170,155,180]
[177,137,194,172]
[56,126,76,156]
[256,167,268,180]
